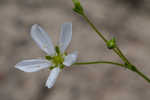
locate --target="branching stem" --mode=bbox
[76,12,150,84]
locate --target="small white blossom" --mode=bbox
[15,23,77,88]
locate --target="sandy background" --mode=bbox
[0,0,150,100]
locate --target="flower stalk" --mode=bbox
[72,0,150,84]
[74,61,125,67]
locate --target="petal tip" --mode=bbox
[45,68,60,88]
[45,83,53,88]
[63,51,78,67]
[45,80,54,88]
[31,24,39,28]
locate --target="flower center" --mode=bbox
[52,54,64,65]
[45,46,66,70]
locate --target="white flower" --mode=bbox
[15,23,77,88]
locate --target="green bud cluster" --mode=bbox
[72,0,84,15]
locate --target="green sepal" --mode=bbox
[72,0,84,15]
[45,56,52,60]
[60,64,65,69]
[49,66,55,70]
[107,37,116,49]
[64,52,67,56]
[55,46,60,54]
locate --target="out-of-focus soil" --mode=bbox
[0,0,150,100]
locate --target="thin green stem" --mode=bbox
[74,61,150,83]
[134,68,150,83]
[82,13,129,64]
[82,13,108,43]
[74,61,125,67]
[78,12,150,84]
[115,46,130,63]
[113,47,129,64]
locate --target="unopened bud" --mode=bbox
[107,37,116,49]
[72,0,84,15]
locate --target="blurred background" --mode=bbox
[0,0,150,100]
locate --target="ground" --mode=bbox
[0,0,150,100]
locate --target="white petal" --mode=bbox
[15,59,51,72]
[31,24,55,55]
[46,67,60,88]
[63,51,77,67]
[59,23,72,53]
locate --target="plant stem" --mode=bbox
[115,46,130,63]
[74,61,125,67]
[74,61,150,83]
[134,68,150,83]
[82,14,108,43]
[78,12,150,83]
[82,13,129,63]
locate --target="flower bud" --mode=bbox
[72,0,84,15]
[107,37,116,49]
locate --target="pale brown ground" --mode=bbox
[0,0,150,100]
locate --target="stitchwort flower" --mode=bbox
[15,23,77,88]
